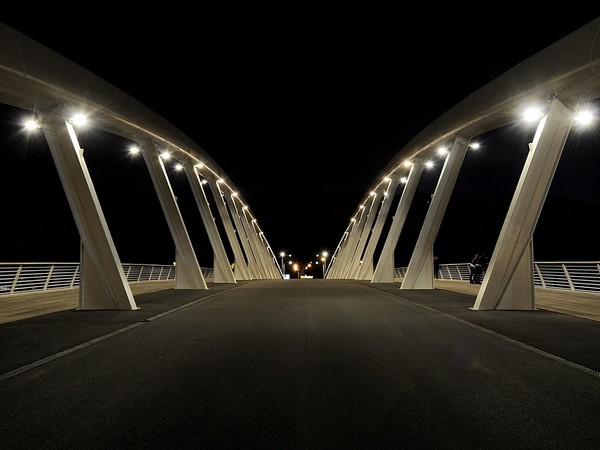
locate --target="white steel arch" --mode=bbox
[327,17,600,311]
[0,23,281,310]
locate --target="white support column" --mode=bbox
[356,175,402,280]
[252,220,281,279]
[347,193,381,279]
[401,135,469,289]
[41,106,138,310]
[225,193,262,279]
[139,139,207,290]
[372,161,424,283]
[243,209,275,279]
[257,230,282,279]
[207,177,251,280]
[472,97,574,310]
[325,228,351,279]
[338,202,371,279]
[184,163,236,283]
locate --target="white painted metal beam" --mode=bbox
[41,105,138,310]
[206,176,251,280]
[472,96,574,310]
[372,160,425,283]
[184,163,236,284]
[356,176,401,280]
[140,139,207,290]
[401,135,469,289]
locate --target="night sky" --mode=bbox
[1,7,600,273]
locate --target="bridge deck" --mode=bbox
[2,279,600,448]
[1,279,599,324]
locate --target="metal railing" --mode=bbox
[0,263,214,296]
[395,261,600,295]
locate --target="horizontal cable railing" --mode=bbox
[396,261,600,295]
[0,263,214,296]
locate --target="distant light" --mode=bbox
[129,145,141,154]
[469,142,480,150]
[201,179,208,185]
[437,147,449,155]
[160,151,171,160]
[425,161,434,168]
[400,176,408,183]
[174,163,184,171]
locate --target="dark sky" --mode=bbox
[1,7,600,271]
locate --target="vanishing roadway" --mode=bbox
[2,280,600,448]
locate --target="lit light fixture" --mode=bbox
[174,163,184,171]
[195,162,204,168]
[437,147,449,155]
[160,151,171,160]
[23,118,40,131]
[400,176,408,183]
[425,161,434,168]
[70,113,88,126]
[403,161,413,167]
[129,145,141,154]
[469,142,480,150]
[574,109,594,126]
[523,106,544,123]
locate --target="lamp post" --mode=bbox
[279,251,285,275]
[321,251,328,278]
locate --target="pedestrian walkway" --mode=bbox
[433,279,600,322]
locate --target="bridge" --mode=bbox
[1,19,600,312]
[2,18,600,447]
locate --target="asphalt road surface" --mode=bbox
[1,280,600,449]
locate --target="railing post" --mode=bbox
[125,265,131,281]
[535,263,546,288]
[562,263,575,291]
[70,265,79,289]
[10,265,23,294]
[44,265,54,291]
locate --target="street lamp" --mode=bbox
[279,251,286,274]
[321,251,328,278]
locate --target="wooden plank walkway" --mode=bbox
[0,280,175,324]
[1,279,599,324]
[434,279,600,322]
